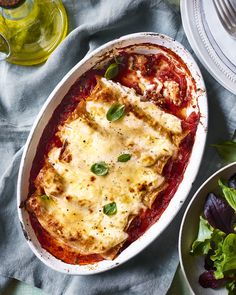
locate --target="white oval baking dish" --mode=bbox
[17,32,208,275]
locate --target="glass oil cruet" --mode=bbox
[0,0,68,65]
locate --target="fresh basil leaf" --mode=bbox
[103,202,117,215]
[219,179,236,211]
[90,162,109,176]
[106,104,125,122]
[228,173,236,190]
[212,130,236,162]
[41,194,50,201]
[204,193,235,234]
[191,216,214,255]
[104,63,119,80]
[117,154,132,162]
[212,141,236,162]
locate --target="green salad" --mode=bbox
[191,174,236,294]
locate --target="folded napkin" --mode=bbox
[0,0,236,294]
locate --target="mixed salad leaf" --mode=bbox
[191,174,236,294]
[203,192,234,234]
[219,180,236,212]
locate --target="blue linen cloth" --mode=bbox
[0,0,236,294]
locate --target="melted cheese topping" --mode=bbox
[163,80,180,105]
[136,70,163,96]
[28,76,184,259]
[96,78,182,134]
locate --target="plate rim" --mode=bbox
[180,0,236,95]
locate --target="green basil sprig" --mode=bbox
[104,63,119,80]
[212,130,236,162]
[118,153,132,162]
[41,195,50,201]
[91,162,109,176]
[103,202,117,215]
[106,103,125,122]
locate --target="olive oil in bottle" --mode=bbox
[0,0,68,65]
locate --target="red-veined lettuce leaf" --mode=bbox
[204,193,234,234]
[199,270,227,289]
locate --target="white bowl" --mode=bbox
[17,32,208,275]
[179,162,236,295]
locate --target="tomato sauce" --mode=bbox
[30,214,103,264]
[27,46,200,264]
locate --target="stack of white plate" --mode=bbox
[181,0,236,94]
